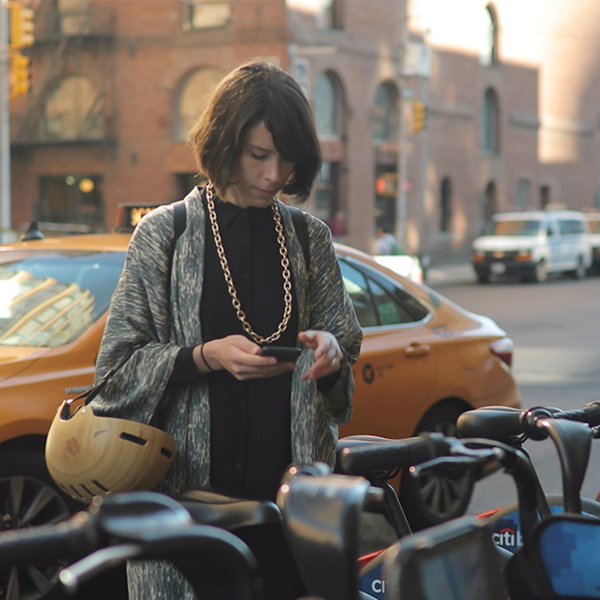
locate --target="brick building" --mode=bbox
[6,0,600,259]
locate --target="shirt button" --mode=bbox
[242,273,249,280]
[241,238,249,244]
[235,464,242,471]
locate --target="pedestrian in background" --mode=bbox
[373,225,403,255]
[90,59,362,600]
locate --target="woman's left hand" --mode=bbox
[298,330,342,381]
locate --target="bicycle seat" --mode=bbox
[176,489,282,531]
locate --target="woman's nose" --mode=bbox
[264,157,281,182]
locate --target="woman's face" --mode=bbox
[227,122,295,209]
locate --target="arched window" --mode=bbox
[484,181,497,225]
[176,67,223,140]
[481,87,500,153]
[314,71,342,138]
[372,82,399,144]
[440,177,452,232]
[43,75,103,140]
[480,4,499,66]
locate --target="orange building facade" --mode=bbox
[7,0,600,259]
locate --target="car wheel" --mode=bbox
[533,260,548,283]
[572,256,586,280]
[399,404,475,531]
[0,450,129,600]
[0,449,77,600]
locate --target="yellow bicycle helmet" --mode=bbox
[46,398,176,504]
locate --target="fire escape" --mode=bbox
[11,0,116,151]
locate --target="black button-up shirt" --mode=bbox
[171,197,298,501]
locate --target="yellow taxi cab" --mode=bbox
[0,206,520,560]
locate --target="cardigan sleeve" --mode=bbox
[90,205,183,424]
[305,216,362,424]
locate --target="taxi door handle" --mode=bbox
[404,343,431,358]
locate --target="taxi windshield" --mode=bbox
[487,220,541,236]
[0,250,125,348]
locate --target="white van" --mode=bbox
[472,209,592,283]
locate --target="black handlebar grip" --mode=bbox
[337,433,448,475]
[456,408,522,441]
[582,402,600,427]
[0,511,99,566]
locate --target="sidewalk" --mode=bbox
[424,261,475,286]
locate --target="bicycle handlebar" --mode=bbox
[456,402,600,442]
[0,511,101,565]
[336,432,451,475]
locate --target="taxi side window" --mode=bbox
[338,258,430,328]
[368,279,415,325]
[339,260,378,328]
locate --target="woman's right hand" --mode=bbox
[192,335,296,380]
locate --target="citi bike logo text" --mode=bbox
[493,527,523,548]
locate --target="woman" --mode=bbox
[91,59,362,599]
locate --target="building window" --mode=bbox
[43,75,103,140]
[480,4,499,66]
[317,0,343,29]
[57,0,92,35]
[314,71,342,138]
[484,181,497,225]
[187,0,230,29]
[540,185,550,208]
[176,67,223,140]
[481,87,500,153]
[372,83,398,144]
[37,175,104,232]
[440,177,452,232]
[315,161,341,220]
[516,178,530,209]
[176,173,206,199]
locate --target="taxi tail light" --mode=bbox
[490,337,513,368]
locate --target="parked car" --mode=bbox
[472,208,592,283]
[0,212,520,587]
[584,210,600,273]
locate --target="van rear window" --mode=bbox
[488,220,541,236]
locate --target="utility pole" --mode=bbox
[0,0,13,242]
[395,0,412,252]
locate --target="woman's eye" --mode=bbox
[251,153,267,160]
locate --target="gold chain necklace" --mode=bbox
[205,183,293,345]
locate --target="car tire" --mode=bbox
[572,256,586,280]
[532,260,548,283]
[0,449,128,600]
[399,404,475,532]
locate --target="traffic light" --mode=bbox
[9,52,31,99]
[8,2,35,50]
[412,100,427,132]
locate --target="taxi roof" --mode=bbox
[0,233,131,253]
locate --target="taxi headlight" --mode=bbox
[516,250,532,262]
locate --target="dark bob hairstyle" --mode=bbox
[187,60,322,202]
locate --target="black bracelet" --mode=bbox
[200,343,215,372]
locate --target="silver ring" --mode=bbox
[331,358,338,365]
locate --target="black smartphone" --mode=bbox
[259,346,302,363]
